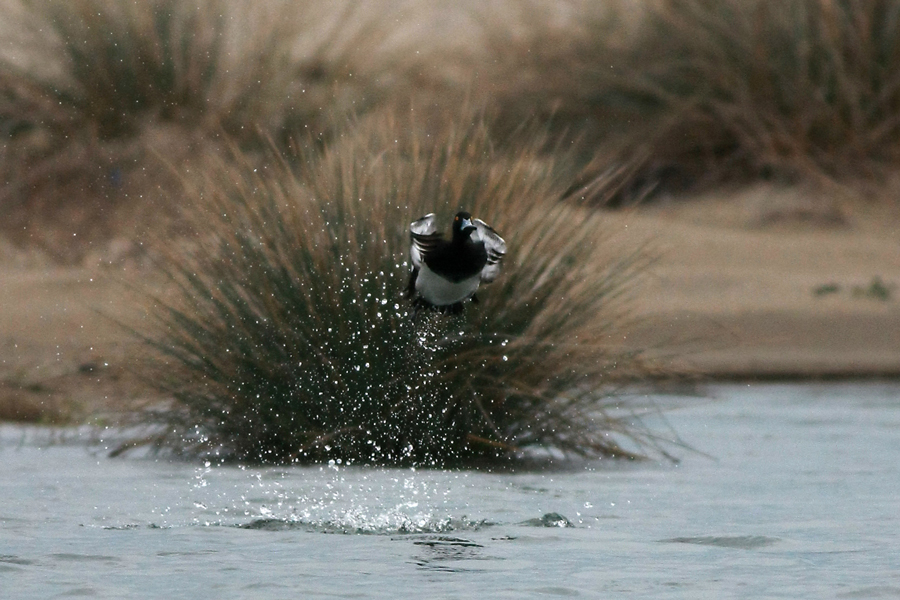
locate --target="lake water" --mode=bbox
[2,383,899,599]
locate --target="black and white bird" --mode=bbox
[407,211,507,314]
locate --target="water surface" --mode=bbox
[2,383,899,598]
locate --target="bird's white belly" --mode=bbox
[416,265,480,306]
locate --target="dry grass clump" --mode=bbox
[632,0,900,185]
[0,0,410,261]
[4,0,291,139]
[129,110,661,466]
[481,0,900,202]
[1,0,399,138]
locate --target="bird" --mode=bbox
[407,211,507,315]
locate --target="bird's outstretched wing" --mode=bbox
[409,213,442,268]
[472,219,506,282]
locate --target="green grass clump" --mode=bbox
[133,111,660,466]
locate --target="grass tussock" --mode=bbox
[130,111,662,466]
[481,0,900,202]
[2,0,399,139]
[0,0,411,261]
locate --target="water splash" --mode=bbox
[186,462,479,534]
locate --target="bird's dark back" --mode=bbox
[424,239,488,282]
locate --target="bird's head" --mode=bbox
[452,211,477,239]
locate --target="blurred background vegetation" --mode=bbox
[1,0,897,463]
[4,0,899,258]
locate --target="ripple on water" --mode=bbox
[660,535,780,550]
[0,555,35,566]
[837,586,900,599]
[49,553,121,563]
[409,535,495,573]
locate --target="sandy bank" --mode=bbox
[618,186,900,377]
